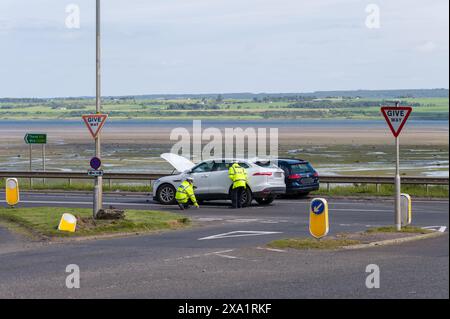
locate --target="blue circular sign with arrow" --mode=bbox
[311,199,325,215]
[90,157,102,170]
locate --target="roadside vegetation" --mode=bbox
[268,238,361,250]
[268,226,436,250]
[311,184,449,198]
[366,226,433,234]
[0,207,190,238]
[1,179,446,198]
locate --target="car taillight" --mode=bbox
[313,171,319,177]
[253,172,273,176]
[288,174,302,179]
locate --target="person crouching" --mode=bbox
[175,177,199,210]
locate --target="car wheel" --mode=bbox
[255,197,274,205]
[241,188,253,207]
[156,184,176,205]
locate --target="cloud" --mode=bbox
[417,41,438,53]
[0,0,448,97]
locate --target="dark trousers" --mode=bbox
[177,202,190,210]
[231,187,244,208]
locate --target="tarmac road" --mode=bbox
[0,192,448,298]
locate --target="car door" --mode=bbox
[186,161,214,194]
[208,160,233,195]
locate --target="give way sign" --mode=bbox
[380,106,412,137]
[82,114,108,139]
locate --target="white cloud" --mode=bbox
[417,41,438,53]
[0,0,448,97]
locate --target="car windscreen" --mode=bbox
[289,163,314,174]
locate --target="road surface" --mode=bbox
[0,192,448,298]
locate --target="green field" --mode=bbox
[0,96,448,120]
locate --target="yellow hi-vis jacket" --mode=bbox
[228,163,248,189]
[175,180,198,206]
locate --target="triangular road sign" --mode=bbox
[380,106,412,137]
[82,114,108,139]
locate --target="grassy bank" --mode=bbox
[0,207,190,238]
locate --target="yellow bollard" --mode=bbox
[5,178,20,207]
[401,193,412,226]
[309,198,329,239]
[58,213,77,233]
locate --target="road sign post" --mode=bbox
[82,114,107,219]
[381,103,412,231]
[24,133,47,188]
[79,0,106,219]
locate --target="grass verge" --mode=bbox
[268,238,361,250]
[0,207,190,238]
[312,184,448,198]
[366,225,433,234]
[0,180,151,193]
[1,180,446,198]
[267,225,435,250]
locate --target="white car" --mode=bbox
[153,153,286,206]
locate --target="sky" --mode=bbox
[0,0,448,98]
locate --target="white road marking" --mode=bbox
[411,200,449,204]
[214,253,239,259]
[197,217,224,222]
[228,219,259,223]
[422,226,447,233]
[339,223,382,227]
[256,247,286,253]
[163,249,236,262]
[279,200,449,205]
[198,231,282,241]
[333,208,392,212]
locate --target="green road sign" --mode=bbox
[24,133,47,144]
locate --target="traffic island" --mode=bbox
[0,207,190,240]
[267,226,442,251]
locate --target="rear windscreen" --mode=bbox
[254,161,278,168]
[289,163,314,174]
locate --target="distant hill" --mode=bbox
[0,89,448,103]
[113,89,449,100]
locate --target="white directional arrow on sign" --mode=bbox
[198,231,282,241]
[313,202,324,214]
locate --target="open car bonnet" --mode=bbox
[160,153,195,173]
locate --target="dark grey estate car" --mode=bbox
[276,158,320,196]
